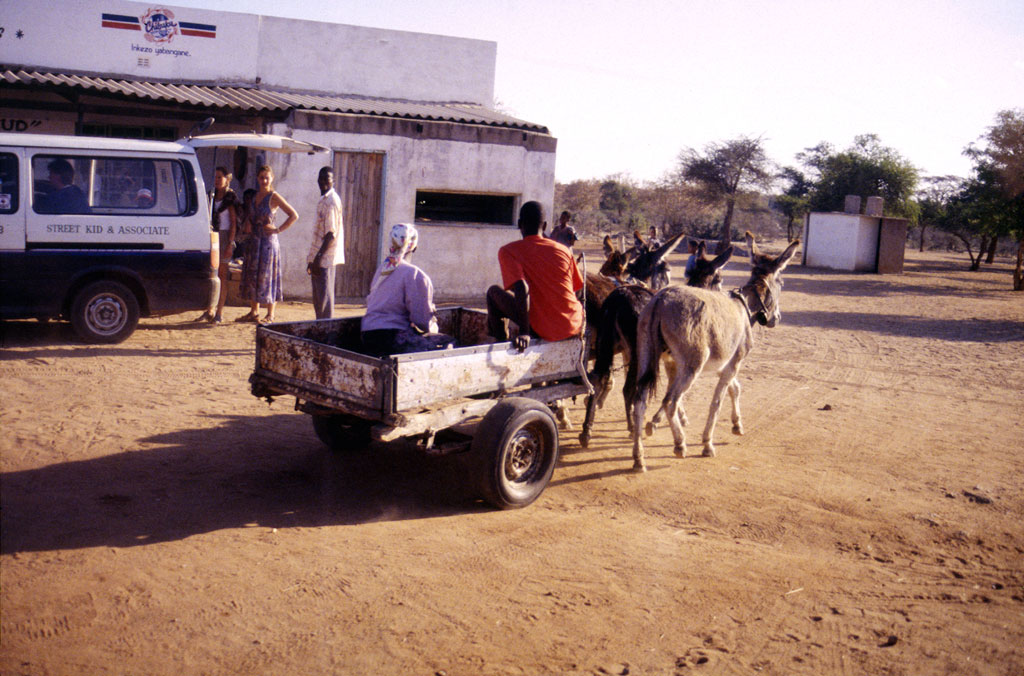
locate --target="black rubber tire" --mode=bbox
[70,280,140,344]
[311,415,373,453]
[473,397,559,509]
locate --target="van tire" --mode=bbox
[71,280,140,343]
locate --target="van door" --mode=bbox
[0,150,29,314]
[0,149,25,251]
[17,149,210,321]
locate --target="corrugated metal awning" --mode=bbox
[1,68,549,134]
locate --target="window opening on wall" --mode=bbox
[80,123,177,141]
[414,191,516,226]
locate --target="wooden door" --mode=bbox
[334,151,384,299]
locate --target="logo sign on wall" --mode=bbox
[101,8,217,43]
[141,8,178,42]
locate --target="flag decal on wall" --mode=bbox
[101,13,141,31]
[179,22,217,38]
[101,11,216,39]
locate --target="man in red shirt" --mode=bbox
[486,201,584,351]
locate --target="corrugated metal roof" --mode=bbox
[1,68,549,134]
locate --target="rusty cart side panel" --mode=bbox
[251,307,588,423]
[253,323,387,417]
[391,338,584,411]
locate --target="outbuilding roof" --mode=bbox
[1,68,550,134]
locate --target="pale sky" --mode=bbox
[172,0,1024,184]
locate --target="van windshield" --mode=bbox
[32,154,192,216]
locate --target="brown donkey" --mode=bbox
[577,241,733,448]
[629,232,799,471]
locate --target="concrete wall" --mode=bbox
[257,17,495,103]
[803,213,879,272]
[2,0,495,104]
[877,218,909,274]
[3,1,553,302]
[0,105,556,302]
[264,121,555,303]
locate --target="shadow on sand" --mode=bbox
[0,317,232,353]
[0,413,488,554]
[783,310,1023,343]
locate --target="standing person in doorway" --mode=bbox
[195,166,238,323]
[235,165,298,324]
[236,188,258,313]
[306,167,344,319]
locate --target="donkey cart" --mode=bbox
[249,307,591,509]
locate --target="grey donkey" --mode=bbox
[578,240,734,449]
[629,231,800,471]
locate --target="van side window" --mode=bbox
[31,155,191,216]
[33,156,89,214]
[0,153,17,214]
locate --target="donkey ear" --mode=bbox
[711,245,733,270]
[744,231,759,261]
[603,234,614,256]
[695,240,707,258]
[772,239,801,274]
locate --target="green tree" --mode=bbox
[969,108,1024,197]
[932,165,1023,275]
[676,136,774,245]
[799,134,919,218]
[916,175,962,252]
[599,175,637,224]
[964,108,1024,288]
[775,166,812,241]
[937,176,995,271]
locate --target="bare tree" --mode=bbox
[642,182,709,236]
[556,179,601,215]
[677,136,774,247]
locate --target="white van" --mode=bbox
[0,132,324,343]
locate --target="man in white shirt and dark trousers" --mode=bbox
[307,167,344,319]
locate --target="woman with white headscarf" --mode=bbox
[360,224,453,357]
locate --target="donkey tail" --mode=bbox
[635,292,666,405]
[591,298,619,380]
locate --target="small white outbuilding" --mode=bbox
[802,197,908,274]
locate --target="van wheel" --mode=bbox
[71,281,140,343]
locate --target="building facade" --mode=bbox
[0,1,557,301]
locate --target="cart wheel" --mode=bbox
[70,280,140,343]
[311,415,373,453]
[473,397,559,509]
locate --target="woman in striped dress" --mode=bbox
[236,165,298,324]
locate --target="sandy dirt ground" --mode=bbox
[2,243,1023,676]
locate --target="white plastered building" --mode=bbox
[1,1,557,301]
